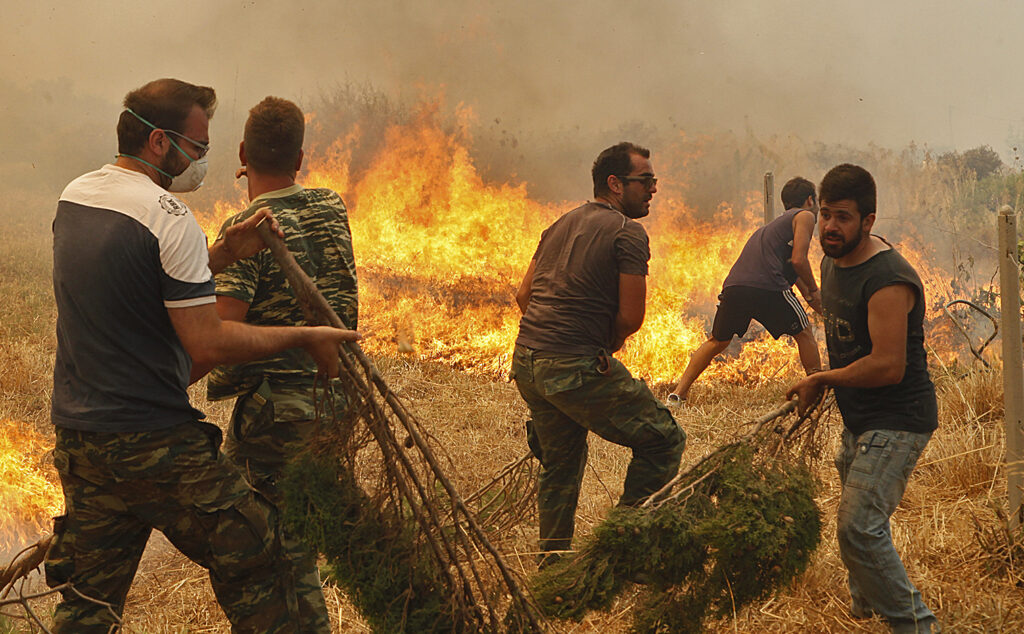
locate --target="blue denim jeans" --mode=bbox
[836,428,939,633]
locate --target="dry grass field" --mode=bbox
[3,173,1024,632]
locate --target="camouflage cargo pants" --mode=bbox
[46,420,297,633]
[511,345,686,554]
[225,379,349,634]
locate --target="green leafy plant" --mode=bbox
[531,405,824,633]
[280,456,455,633]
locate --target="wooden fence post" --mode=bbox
[763,171,775,224]
[998,205,1024,528]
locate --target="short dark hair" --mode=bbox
[592,142,650,197]
[780,176,816,209]
[117,78,217,154]
[819,164,876,218]
[244,97,305,175]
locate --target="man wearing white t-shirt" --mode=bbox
[45,78,359,633]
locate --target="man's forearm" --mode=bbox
[515,291,531,314]
[792,259,817,292]
[173,298,357,384]
[515,260,537,314]
[188,321,327,383]
[612,313,642,347]
[612,273,646,350]
[207,241,236,276]
[810,352,904,391]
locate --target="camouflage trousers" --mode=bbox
[511,345,686,554]
[46,421,298,633]
[224,379,350,634]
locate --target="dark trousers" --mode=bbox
[46,422,297,633]
[511,345,686,553]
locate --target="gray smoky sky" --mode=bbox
[4,0,1024,193]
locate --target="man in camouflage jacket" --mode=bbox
[207,96,358,633]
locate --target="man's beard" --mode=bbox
[622,206,649,219]
[622,197,650,219]
[821,229,863,258]
[160,148,189,179]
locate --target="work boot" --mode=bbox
[536,551,563,570]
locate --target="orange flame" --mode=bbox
[194,103,959,384]
[0,422,60,557]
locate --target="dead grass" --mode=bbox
[6,323,1024,633]
[14,359,1021,633]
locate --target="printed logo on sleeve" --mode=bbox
[158,194,190,217]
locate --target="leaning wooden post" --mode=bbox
[763,171,775,223]
[998,204,1024,529]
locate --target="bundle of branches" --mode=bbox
[531,397,831,633]
[463,452,538,536]
[256,224,541,633]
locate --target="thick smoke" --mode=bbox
[0,1,1016,305]
[4,1,1024,199]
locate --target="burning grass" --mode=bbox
[0,424,60,562]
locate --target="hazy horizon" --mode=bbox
[4,1,1023,198]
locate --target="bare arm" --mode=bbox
[611,273,646,352]
[207,208,284,275]
[515,259,537,314]
[786,283,915,412]
[216,295,250,322]
[790,210,822,314]
[169,302,360,384]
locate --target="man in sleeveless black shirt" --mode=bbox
[787,164,939,634]
[667,176,822,404]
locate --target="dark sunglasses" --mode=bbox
[617,175,657,189]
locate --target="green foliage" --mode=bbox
[939,145,1004,181]
[531,446,821,632]
[975,170,1024,219]
[529,542,625,620]
[631,587,709,634]
[934,146,1024,235]
[280,456,457,633]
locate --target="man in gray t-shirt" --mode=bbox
[511,142,685,561]
[667,176,823,404]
